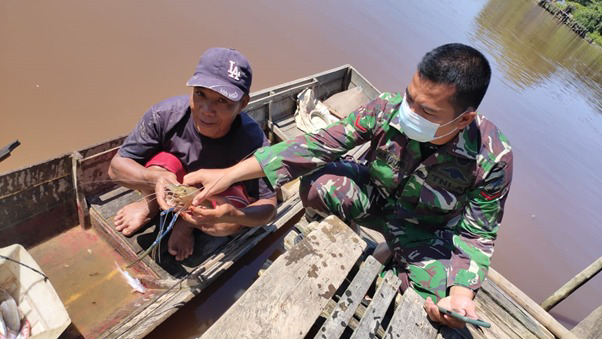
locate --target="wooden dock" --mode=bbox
[537,1,588,39]
[202,216,571,339]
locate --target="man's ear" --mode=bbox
[238,94,250,111]
[458,109,477,129]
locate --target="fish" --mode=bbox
[14,318,30,339]
[0,290,20,338]
[0,314,8,338]
[115,262,147,293]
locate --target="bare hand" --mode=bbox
[151,171,180,210]
[424,293,478,329]
[183,168,233,206]
[180,196,236,225]
[180,197,243,236]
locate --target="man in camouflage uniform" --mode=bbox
[185,43,513,328]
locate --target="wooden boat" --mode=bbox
[0,65,380,338]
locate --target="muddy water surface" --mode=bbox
[2,0,601,335]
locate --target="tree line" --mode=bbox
[556,0,602,45]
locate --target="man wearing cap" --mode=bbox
[108,48,277,261]
[184,44,513,328]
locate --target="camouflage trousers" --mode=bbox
[299,160,456,302]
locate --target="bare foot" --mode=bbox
[168,221,194,261]
[114,198,159,236]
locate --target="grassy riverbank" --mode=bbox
[551,0,602,45]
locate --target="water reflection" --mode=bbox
[473,0,602,113]
[471,0,602,329]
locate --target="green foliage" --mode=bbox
[570,0,593,6]
[586,30,602,44]
[574,5,602,33]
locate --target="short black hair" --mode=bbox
[418,43,491,113]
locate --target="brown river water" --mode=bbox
[1,0,601,335]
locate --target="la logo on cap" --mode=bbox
[228,60,241,81]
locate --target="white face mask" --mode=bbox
[399,94,465,143]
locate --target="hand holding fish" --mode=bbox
[153,172,181,211]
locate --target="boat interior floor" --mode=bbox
[28,226,152,337]
[89,186,235,278]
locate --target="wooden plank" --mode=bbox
[78,136,125,159]
[487,268,574,338]
[384,288,439,339]
[0,176,74,229]
[316,255,383,339]
[0,200,77,248]
[72,152,91,228]
[79,147,120,197]
[277,177,300,202]
[202,216,367,339]
[351,270,401,339]
[478,279,554,338]
[437,278,555,339]
[0,155,70,198]
[465,282,547,339]
[572,304,602,339]
[104,195,305,339]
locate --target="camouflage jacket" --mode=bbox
[254,92,513,291]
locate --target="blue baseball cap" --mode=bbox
[186,47,252,102]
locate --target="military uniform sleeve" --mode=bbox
[448,150,513,292]
[254,98,387,190]
[118,105,164,164]
[256,136,277,199]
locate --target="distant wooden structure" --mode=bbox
[537,1,589,38]
[203,216,569,339]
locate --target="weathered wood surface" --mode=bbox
[487,268,573,338]
[101,195,305,339]
[316,255,383,339]
[0,176,75,230]
[79,146,120,197]
[471,279,554,339]
[571,304,602,339]
[78,136,125,159]
[72,152,90,228]
[384,288,439,339]
[0,201,76,248]
[202,216,367,339]
[0,154,75,229]
[0,137,126,231]
[0,155,70,197]
[351,270,401,339]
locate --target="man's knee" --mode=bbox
[299,175,316,205]
[299,174,332,218]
